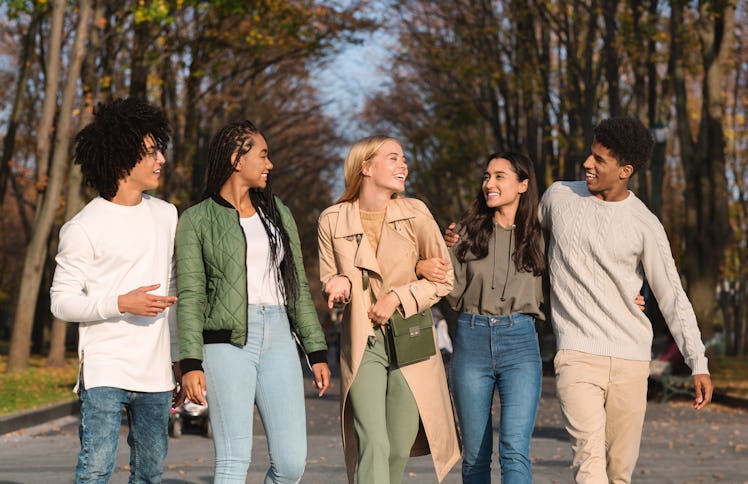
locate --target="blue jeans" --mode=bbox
[450,312,542,484]
[203,305,306,484]
[76,387,171,483]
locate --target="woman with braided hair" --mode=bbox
[175,120,331,483]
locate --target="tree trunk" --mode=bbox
[669,0,734,339]
[130,8,157,100]
[46,139,88,368]
[7,0,93,372]
[0,12,40,207]
[602,0,621,117]
[46,0,102,367]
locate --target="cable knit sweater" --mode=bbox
[50,195,178,392]
[539,181,708,375]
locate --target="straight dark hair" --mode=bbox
[455,152,545,276]
[202,120,298,299]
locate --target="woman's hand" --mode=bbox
[182,369,207,405]
[444,222,460,248]
[311,362,332,397]
[367,291,401,326]
[325,275,352,309]
[416,257,449,283]
[171,362,186,408]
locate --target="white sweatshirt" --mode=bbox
[539,181,708,374]
[50,195,178,392]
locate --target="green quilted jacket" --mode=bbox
[176,194,327,373]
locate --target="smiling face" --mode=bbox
[126,135,165,192]
[482,157,528,214]
[362,139,408,195]
[582,141,632,201]
[235,133,272,189]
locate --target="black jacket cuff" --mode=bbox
[180,358,204,374]
[307,350,328,366]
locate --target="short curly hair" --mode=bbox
[74,97,170,200]
[593,117,653,174]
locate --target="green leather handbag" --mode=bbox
[387,307,436,367]
[356,234,436,367]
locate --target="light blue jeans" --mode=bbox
[203,305,306,484]
[450,312,542,484]
[76,387,171,484]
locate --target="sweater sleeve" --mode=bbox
[538,183,554,230]
[641,217,709,375]
[166,254,179,362]
[445,233,466,311]
[50,221,121,322]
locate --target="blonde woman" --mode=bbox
[317,135,459,484]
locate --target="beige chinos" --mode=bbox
[554,350,650,484]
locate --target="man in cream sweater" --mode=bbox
[539,117,713,483]
[50,98,181,483]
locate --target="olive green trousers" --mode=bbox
[348,328,420,484]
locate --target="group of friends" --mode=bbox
[50,97,713,484]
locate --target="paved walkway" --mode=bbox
[2,376,748,483]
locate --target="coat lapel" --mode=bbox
[333,200,382,278]
[377,198,418,274]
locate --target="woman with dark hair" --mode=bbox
[175,120,331,483]
[445,152,545,483]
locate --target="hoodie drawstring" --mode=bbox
[499,225,515,302]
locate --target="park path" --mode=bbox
[2,375,748,483]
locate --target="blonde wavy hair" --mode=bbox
[336,135,401,204]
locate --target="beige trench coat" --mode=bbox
[318,197,460,483]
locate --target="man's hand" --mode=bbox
[635,294,645,311]
[367,291,401,326]
[324,275,352,309]
[416,257,449,283]
[171,362,186,408]
[444,222,459,249]
[117,284,177,316]
[692,374,713,410]
[311,362,331,397]
[182,369,207,405]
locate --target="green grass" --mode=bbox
[0,355,78,416]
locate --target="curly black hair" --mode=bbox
[74,97,170,200]
[593,117,653,174]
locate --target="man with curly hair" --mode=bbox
[50,97,181,483]
[539,117,713,483]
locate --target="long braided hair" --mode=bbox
[202,120,298,300]
[455,152,545,276]
[74,97,170,200]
